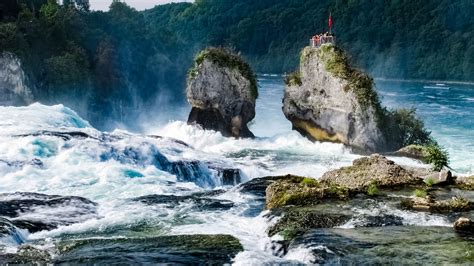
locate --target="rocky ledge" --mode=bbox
[259,154,474,247]
[186,47,258,138]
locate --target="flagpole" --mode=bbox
[329,12,332,35]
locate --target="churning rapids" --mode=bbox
[0,76,473,264]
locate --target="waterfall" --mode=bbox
[0,52,33,106]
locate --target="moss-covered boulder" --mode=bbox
[401,196,474,213]
[320,154,423,191]
[265,156,428,209]
[186,47,257,138]
[265,175,350,209]
[392,144,449,171]
[55,234,244,264]
[267,208,350,240]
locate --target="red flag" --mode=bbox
[328,13,333,29]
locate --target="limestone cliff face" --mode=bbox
[283,45,387,152]
[0,52,33,106]
[186,48,257,138]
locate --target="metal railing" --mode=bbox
[309,36,335,47]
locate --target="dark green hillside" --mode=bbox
[1,0,472,128]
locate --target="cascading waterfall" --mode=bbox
[0,77,472,264]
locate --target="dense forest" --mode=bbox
[0,0,473,129]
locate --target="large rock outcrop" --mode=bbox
[283,45,387,152]
[186,48,258,138]
[0,52,33,105]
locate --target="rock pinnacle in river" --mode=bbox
[186,47,258,138]
[282,44,387,152]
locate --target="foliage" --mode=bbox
[284,71,302,86]
[424,144,449,171]
[383,108,432,148]
[1,0,472,129]
[317,45,381,113]
[414,189,427,198]
[188,47,258,99]
[424,177,436,187]
[367,182,379,196]
[146,0,474,81]
[300,177,319,187]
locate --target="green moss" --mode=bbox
[430,197,474,213]
[306,46,446,155]
[266,175,350,209]
[316,45,381,115]
[284,71,302,86]
[414,189,427,198]
[328,183,350,199]
[367,182,380,196]
[267,209,349,240]
[424,177,436,187]
[188,47,258,99]
[300,177,319,187]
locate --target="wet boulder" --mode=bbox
[453,217,474,234]
[0,192,98,233]
[401,196,474,213]
[0,245,52,264]
[267,209,350,240]
[320,154,423,191]
[265,175,350,209]
[186,47,258,138]
[54,234,244,264]
[131,191,234,211]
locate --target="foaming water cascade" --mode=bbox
[0,77,473,264]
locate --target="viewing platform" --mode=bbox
[309,35,335,48]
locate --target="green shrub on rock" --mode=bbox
[414,189,427,198]
[367,182,380,196]
[424,144,449,171]
[284,71,302,86]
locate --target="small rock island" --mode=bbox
[186,47,258,138]
[283,44,448,158]
[283,45,387,152]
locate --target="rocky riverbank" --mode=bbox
[237,154,474,262]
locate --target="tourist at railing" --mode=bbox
[309,32,335,47]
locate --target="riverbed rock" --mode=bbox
[186,47,258,138]
[265,175,350,209]
[392,145,427,161]
[282,45,387,152]
[265,156,427,209]
[0,192,98,233]
[453,217,474,234]
[320,154,422,191]
[55,234,244,264]
[267,209,350,240]
[456,175,474,190]
[401,196,474,213]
